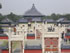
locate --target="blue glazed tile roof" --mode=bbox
[24,4,44,17]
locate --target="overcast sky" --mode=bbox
[0,0,70,15]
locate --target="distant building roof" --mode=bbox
[45,19,55,23]
[56,18,70,24]
[0,22,15,27]
[56,18,70,22]
[24,4,44,17]
[18,18,28,23]
[1,18,13,23]
[56,18,65,22]
[32,18,42,22]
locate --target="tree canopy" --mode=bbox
[0,3,2,9]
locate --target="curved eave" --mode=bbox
[0,26,15,27]
[0,22,12,24]
[56,22,70,24]
[18,21,43,23]
[18,22,28,23]
[23,15,45,17]
[33,21,42,22]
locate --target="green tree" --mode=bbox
[6,12,22,22]
[0,13,4,21]
[64,14,70,20]
[51,13,57,20]
[0,3,2,9]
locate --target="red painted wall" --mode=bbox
[2,49,9,53]
[65,36,70,39]
[0,36,8,39]
[27,36,35,39]
[61,49,70,52]
[45,48,58,51]
[24,49,42,53]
